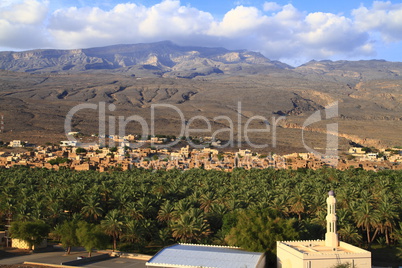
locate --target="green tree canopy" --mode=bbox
[75,147,87,154]
[10,220,50,250]
[52,220,79,254]
[76,221,108,257]
[225,209,299,253]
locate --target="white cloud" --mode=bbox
[48,1,214,49]
[0,0,48,24]
[263,2,281,12]
[353,1,402,42]
[138,1,213,38]
[0,0,16,8]
[208,6,267,37]
[1,0,401,64]
[49,4,144,48]
[0,0,49,49]
[274,4,304,22]
[300,13,369,53]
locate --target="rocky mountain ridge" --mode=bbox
[0,41,290,78]
[296,59,402,82]
[2,41,402,82]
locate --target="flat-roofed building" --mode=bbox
[146,243,265,268]
[277,191,371,268]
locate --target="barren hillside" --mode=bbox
[0,42,401,153]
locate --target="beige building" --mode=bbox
[12,238,47,250]
[10,140,23,148]
[277,191,371,268]
[348,147,366,155]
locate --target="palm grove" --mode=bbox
[2,167,402,257]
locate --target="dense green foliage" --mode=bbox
[76,221,109,256]
[48,157,71,165]
[10,220,50,250]
[225,210,298,252]
[52,220,79,254]
[75,147,87,154]
[1,167,402,255]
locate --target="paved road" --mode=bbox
[84,257,147,268]
[0,250,71,265]
[0,248,147,268]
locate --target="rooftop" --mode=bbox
[278,240,370,256]
[146,243,264,268]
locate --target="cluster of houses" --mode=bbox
[1,136,402,172]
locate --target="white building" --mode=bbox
[10,140,23,148]
[60,140,78,147]
[363,153,379,161]
[146,243,265,268]
[277,191,371,268]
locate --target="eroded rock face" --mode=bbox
[0,41,290,77]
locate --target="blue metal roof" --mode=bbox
[146,243,264,268]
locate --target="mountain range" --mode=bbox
[0,41,402,153]
[0,41,291,78]
[2,41,401,81]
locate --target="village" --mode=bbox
[1,134,402,172]
[0,136,402,172]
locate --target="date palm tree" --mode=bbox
[172,199,193,220]
[338,225,362,245]
[170,208,210,243]
[123,202,144,221]
[120,219,144,246]
[101,209,124,251]
[271,194,290,217]
[136,197,157,219]
[81,195,103,222]
[288,186,309,221]
[377,194,398,245]
[354,200,380,246]
[157,200,175,223]
[199,191,221,214]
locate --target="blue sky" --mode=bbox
[1,0,402,66]
[50,0,375,16]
